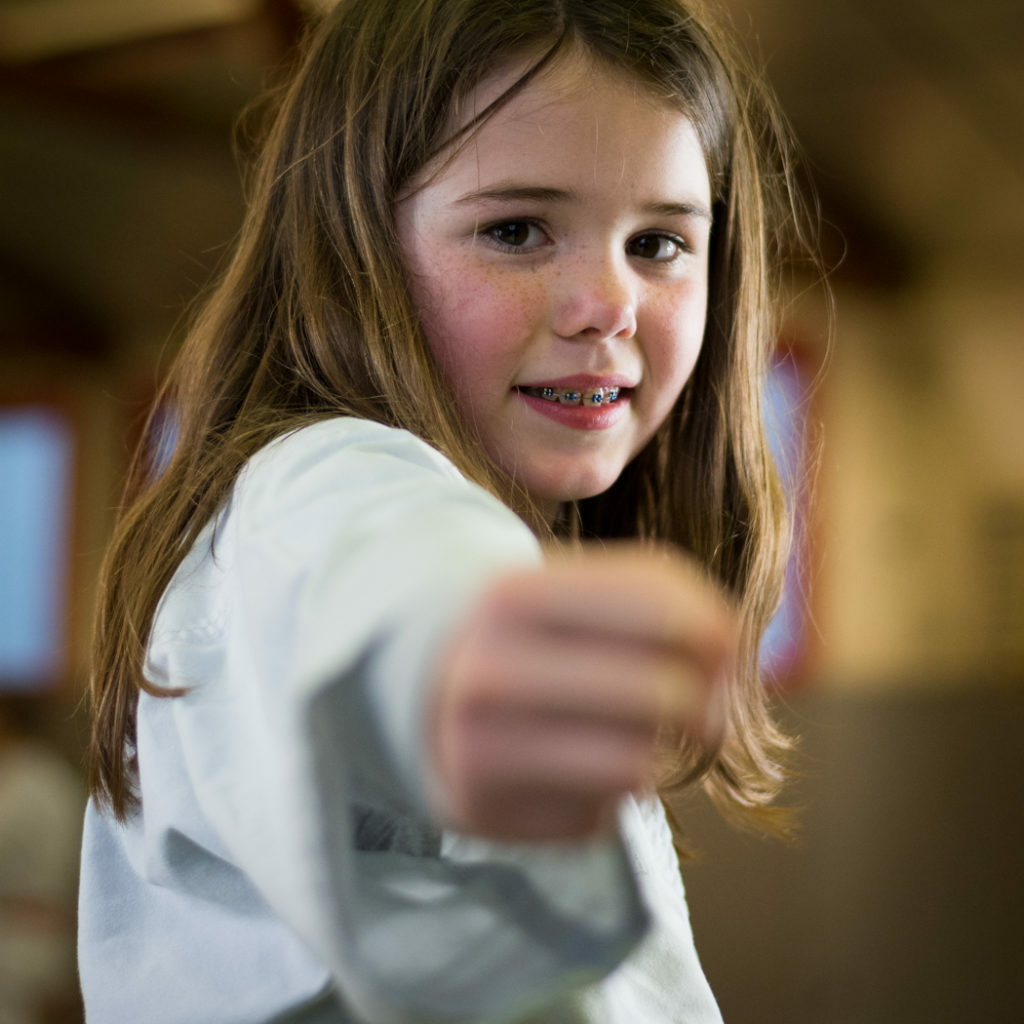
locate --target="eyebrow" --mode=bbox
[453,184,712,221]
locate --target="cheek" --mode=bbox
[648,292,708,400]
[414,265,545,389]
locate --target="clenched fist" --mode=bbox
[429,545,738,842]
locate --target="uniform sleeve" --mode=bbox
[145,420,648,1023]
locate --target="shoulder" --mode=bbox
[155,418,536,642]
[235,418,481,523]
[225,416,537,559]
[244,418,464,500]
[257,417,464,477]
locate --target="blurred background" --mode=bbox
[0,0,1021,1021]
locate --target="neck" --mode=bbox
[538,497,562,527]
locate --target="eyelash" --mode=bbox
[482,219,548,253]
[480,219,692,262]
[627,233,692,261]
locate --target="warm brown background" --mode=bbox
[1,1,1021,1021]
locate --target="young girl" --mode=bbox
[80,0,809,1020]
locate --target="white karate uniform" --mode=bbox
[78,418,722,1023]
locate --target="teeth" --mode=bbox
[524,385,622,406]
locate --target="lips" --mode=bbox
[514,378,633,431]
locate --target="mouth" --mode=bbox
[517,384,624,406]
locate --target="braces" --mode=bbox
[525,385,622,406]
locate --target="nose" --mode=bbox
[551,253,638,341]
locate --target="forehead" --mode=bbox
[412,51,711,204]
[468,49,668,121]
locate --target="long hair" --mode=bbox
[89,0,816,829]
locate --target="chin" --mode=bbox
[525,465,626,508]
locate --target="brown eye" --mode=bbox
[483,220,547,252]
[488,222,534,247]
[627,233,682,260]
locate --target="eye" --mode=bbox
[482,220,548,252]
[626,233,687,261]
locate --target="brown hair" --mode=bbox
[90,0,817,831]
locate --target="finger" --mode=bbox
[444,711,654,840]
[458,629,708,727]
[490,549,738,680]
[461,708,658,793]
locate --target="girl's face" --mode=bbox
[396,53,712,521]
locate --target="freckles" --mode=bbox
[453,270,545,342]
[419,263,548,397]
[645,300,706,398]
[652,303,699,349]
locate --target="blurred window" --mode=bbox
[148,403,179,479]
[0,406,74,689]
[761,351,811,682]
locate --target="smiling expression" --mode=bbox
[396,52,713,522]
